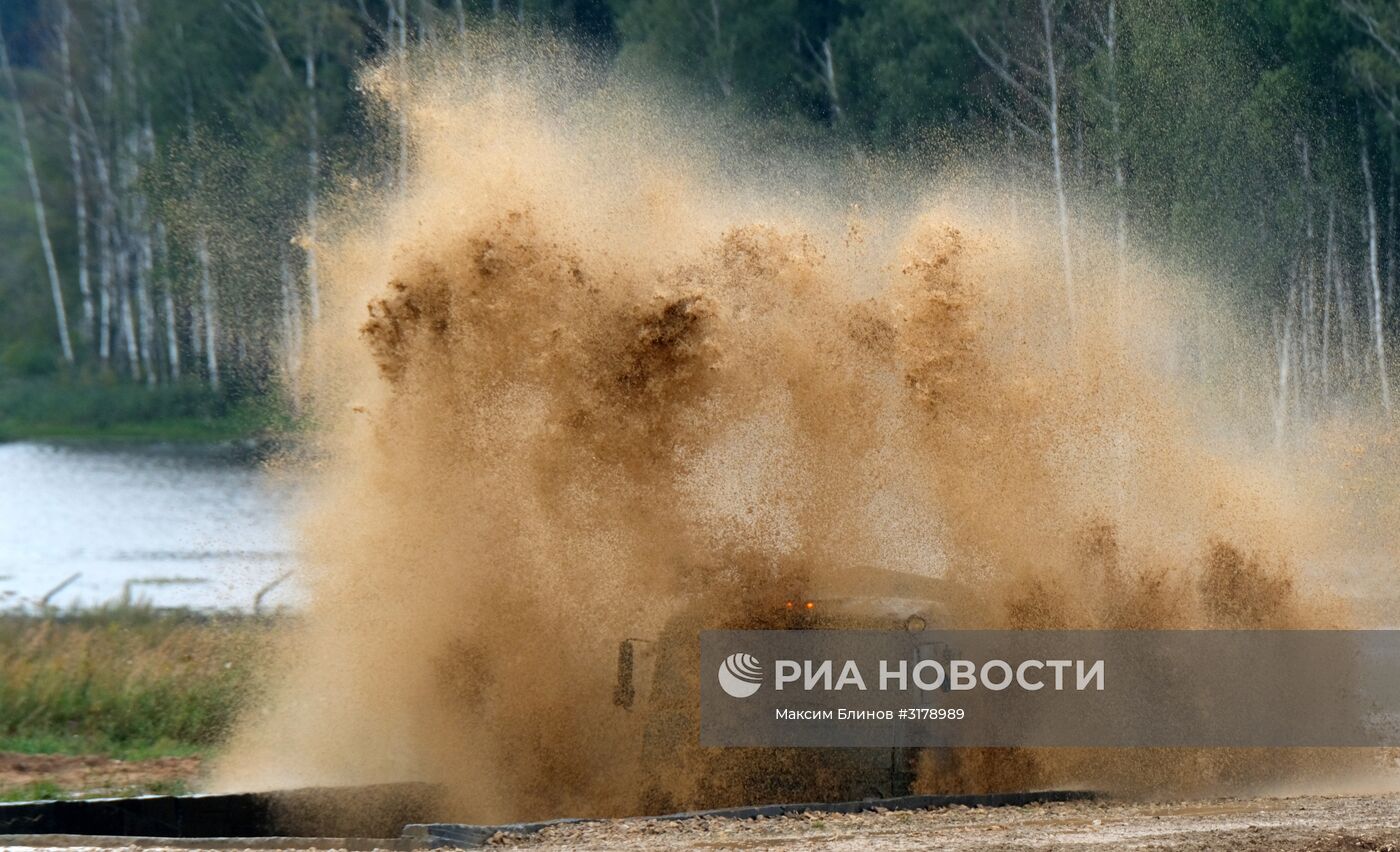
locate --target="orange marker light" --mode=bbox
[805,601,815,610]
[785,600,794,609]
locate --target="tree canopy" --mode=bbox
[0,0,1397,424]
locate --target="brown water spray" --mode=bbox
[214,34,1398,821]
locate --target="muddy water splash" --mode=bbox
[215,35,1393,821]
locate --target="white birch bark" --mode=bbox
[1329,197,1358,383]
[57,0,94,347]
[798,32,841,126]
[387,0,410,192]
[1040,0,1076,331]
[188,299,203,366]
[417,0,437,47]
[693,0,734,99]
[1104,0,1126,281]
[176,22,217,392]
[156,220,179,382]
[232,0,319,327]
[113,0,152,381]
[1322,199,1335,398]
[279,250,303,380]
[1388,130,1396,310]
[304,9,321,321]
[399,0,409,188]
[196,230,219,392]
[1273,301,1291,447]
[0,18,75,363]
[118,271,140,377]
[1340,251,1358,382]
[1361,136,1393,411]
[96,198,114,364]
[135,114,159,385]
[962,2,1076,332]
[80,27,118,365]
[1298,134,1317,403]
[1006,121,1020,229]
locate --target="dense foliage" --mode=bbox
[0,0,1397,427]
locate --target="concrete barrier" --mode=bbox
[0,786,1097,848]
[0,782,435,839]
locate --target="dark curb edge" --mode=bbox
[403,788,1100,849]
[0,833,418,850]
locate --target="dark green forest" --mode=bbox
[0,0,1397,435]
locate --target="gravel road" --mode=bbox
[490,793,1400,851]
[3,792,1400,850]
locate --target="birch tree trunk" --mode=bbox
[390,0,410,192]
[1361,135,1393,411]
[0,19,75,364]
[134,117,159,386]
[1388,130,1396,310]
[1322,199,1335,398]
[1339,251,1358,383]
[279,250,303,381]
[1328,196,1358,384]
[177,22,217,392]
[118,275,140,378]
[111,1,139,377]
[115,0,156,383]
[960,2,1075,330]
[416,0,437,48]
[96,197,115,364]
[83,22,119,366]
[813,37,841,125]
[1298,134,1317,406]
[697,0,734,99]
[57,0,94,347]
[1040,0,1076,332]
[1105,0,1126,281]
[197,230,219,392]
[400,0,409,180]
[92,139,116,368]
[1273,299,1292,447]
[304,10,321,321]
[188,299,203,366]
[238,0,322,328]
[156,220,179,382]
[1006,121,1019,229]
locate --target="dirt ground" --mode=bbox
[0,752,202,799]
[1,790,1399,849]
[488,793,1400,851]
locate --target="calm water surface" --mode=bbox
[0,441,302,611]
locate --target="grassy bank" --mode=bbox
[0,378,292,443]
[0,607,273,760]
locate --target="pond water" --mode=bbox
[0,441,302,612]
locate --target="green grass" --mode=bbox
[0,777,193,802]
[0,780,63,803]
[0,733,208,761]
[0,607,274,759]
[0,377,295,443]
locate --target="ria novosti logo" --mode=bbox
[717,652,763,698]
